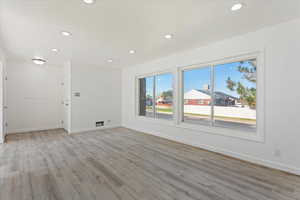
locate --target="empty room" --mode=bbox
[1,0,300,199]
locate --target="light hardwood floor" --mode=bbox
[1,127,300,200]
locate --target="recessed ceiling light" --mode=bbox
[107,59,113,63]
[83,0,95,4]
[164,34,173,39]
[32,58,46,65]
[52,48,59,52]
[129,50,135,54]
[231,3,243,11]
[61,31,71,36]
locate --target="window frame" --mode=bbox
[180,65,213,126]
[135,70,176,124]
[135,51,265,143]
[178,52,264,142]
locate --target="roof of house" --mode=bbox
[184,89,238,100]
[184,89,211,100]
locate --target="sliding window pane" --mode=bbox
[214,59,257,131]
[139,76,154,117]
[183,67,212,125]
[155,73,173,120]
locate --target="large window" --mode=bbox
[214,60,256,131]
[183,66,212,125]
[139,73,173,120]
[182,58,257,131]
[136,54,262,140]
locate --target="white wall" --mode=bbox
[70,65,121,133]
[5,61,122,134]
[7,61,63,133]
[122,18,300,175]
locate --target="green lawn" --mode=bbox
[156,108,173,113]
[184,112,256,122]
[184,113,256,124]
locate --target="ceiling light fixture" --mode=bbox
[61,31,71,36]
[83,0,95,4]
[231,3,243,11]
[107,59,113,63]
[32,58,46,65]
[52,48,59,52]
[164,34,173,39]
[129,50,135,54]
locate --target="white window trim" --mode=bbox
[135,51,265,143]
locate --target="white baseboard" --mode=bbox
[124,124,300,176]
[7,125,121,135]
[7,126,62,134]
[70,125,121,134]
[193,141,300,176]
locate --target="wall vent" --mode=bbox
[96,121,104,127]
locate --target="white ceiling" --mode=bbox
[1,0,300,68]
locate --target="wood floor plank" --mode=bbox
[1,128,300,200]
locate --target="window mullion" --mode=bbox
[210,65,215,127]
[153,76,156,118]
[180,70,184,124]
[174,69,180,124]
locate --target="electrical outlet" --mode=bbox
[74,92,80,97]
